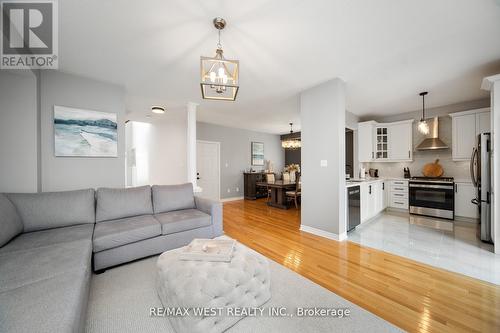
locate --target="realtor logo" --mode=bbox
[1,0,58,69]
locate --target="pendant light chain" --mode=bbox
[422,93,425,120]
[217,29,222,49]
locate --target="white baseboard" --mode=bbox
[221,196,244,202]
[300,225,347,241]
[454,216,479,224]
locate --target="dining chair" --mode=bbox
[265,173,275,200]
[286,174,301,209]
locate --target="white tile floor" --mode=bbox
[348,211,500,285]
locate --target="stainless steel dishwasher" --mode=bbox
[347,186,361,232]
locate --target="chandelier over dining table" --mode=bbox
[281,123,301,149]
[200,18,239,101]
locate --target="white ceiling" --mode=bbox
[58,0,500,133]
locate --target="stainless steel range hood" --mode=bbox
[416,117,448,150]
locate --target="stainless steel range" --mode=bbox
[409,177,454,220]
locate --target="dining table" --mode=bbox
[256,180,297,209]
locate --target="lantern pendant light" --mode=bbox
[418,91,430,135]
[200,18,239,101]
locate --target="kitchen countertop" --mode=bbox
[345,177,408,188]
[346,177,473,187]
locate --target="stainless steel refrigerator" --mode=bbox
[470,133,492,243]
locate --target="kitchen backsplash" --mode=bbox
[363,116,471,182]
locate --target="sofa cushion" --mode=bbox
[0,194,23,247]
[96,186,153,222]
[0,224,94,254]
[93,215,161,252]
[152,183,195,214]
[7,189,95,232]
[155,209,211,235]
[0,269,90,333]
[0,240,92,293]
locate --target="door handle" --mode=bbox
[470,147,478,187]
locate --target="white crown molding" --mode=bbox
[481,74,500,91]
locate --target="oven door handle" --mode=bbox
[409,184,454,190]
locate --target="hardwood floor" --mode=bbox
[223,199,500,333]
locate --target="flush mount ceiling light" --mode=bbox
[281,123,301,150]
[151,106,166,114]
[417,91,430,135]
[200,17,239,101]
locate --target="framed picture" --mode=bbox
[251,142,264,166]
[54,105,118,157]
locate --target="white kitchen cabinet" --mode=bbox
[375,127,389,160]
[360,183,370,222]
[358,121,375,163]
[450,108,490,161]
[451,113,476,160]
[477,111,491,134]
[374,181,388,212]
[388,180,409,210]
[382,181,389,210]
[388,122,413,161]
[357,120,413,163]
[455,182,479,219]
[360,180,386,223]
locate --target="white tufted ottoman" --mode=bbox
[156,240,271,333]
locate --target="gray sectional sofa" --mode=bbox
[0,183,222,333]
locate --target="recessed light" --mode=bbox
[151,106,166,114]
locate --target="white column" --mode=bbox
[186,102,201,192]
[482,74,500,254]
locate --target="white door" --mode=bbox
[455,182,479,219]
[196,141,220,200]
[389,123,412,160]
[452,114,476,160]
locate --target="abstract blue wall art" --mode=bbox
[54,106,118,157]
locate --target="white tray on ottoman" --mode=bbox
[156,239,271,333]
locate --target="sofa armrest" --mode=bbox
[195,196,223,237]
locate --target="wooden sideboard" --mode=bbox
[244,172,268,200]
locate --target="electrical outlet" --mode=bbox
[236,187,239,192]
[227,188,231,193]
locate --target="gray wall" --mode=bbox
[363,99,490,181]
[0,71,38,193]
[197,122,285,199]
[301,78,347,236]
[40,71,126,191]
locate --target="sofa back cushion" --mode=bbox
[96,186,153,222]
[0,194,24,247]
[152,183,195,214]
[7,189,95,232]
